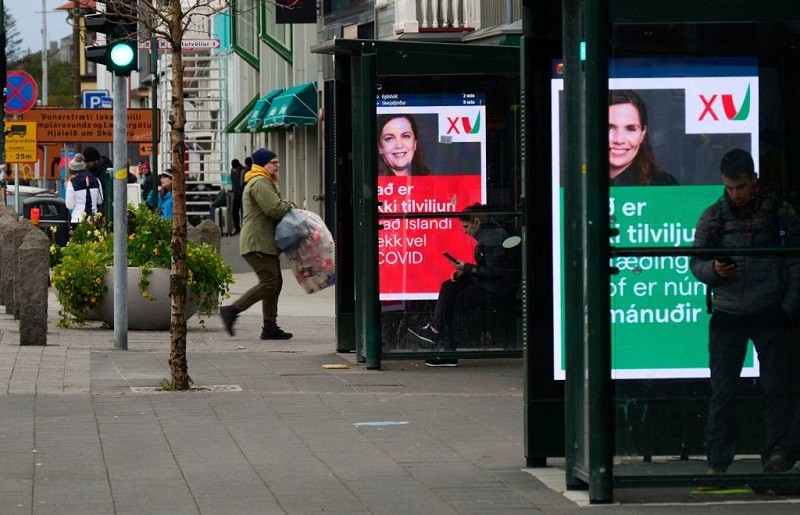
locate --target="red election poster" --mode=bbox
[376,94,487,300]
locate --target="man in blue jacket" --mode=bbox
[691,148,800,479]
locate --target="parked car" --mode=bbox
[5,186,71,247]
[5,185,52,205]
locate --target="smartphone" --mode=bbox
[443,252,460,266]
[715,256,738,267]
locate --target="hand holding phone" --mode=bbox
[443,251,460,266]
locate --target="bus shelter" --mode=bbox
[545,0,800,502]
[316,40,528,369]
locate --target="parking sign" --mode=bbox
[82,89,113,109]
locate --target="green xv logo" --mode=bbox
[698,84,751,121]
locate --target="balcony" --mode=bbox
[393,0,518,36]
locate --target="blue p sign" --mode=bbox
[82,90,112,109]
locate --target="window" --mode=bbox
[262,1,293,62]
[232,0,259,67]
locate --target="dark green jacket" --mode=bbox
[239,166,292,256]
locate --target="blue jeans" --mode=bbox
[705,309,793,470]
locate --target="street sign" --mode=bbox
[5,71,39,115]
[5,122,38,162]
[138,39,221,51]
[16,108,158,143]
[83,89,113,109]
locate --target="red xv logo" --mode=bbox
[446,113,481,134]
[698,84,752,121]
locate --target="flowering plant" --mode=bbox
[52,206,234,326]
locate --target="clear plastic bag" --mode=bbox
[283,210,336,294]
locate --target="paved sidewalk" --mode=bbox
[1,236,800,513]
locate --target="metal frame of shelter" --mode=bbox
[549,0,800,503]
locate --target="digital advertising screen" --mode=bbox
[376,93,488,300]
[551,58,760,380]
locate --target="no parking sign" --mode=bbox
[5,71,39,115]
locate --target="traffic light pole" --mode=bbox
[113,75,128,350]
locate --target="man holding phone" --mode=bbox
[691,149,800,482]
[408,203,519,366]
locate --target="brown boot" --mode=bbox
[697,467,727,492]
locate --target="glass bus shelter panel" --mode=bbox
[599,20,800,484]
[373,73,522,355]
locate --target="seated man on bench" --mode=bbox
[408,203,519,367]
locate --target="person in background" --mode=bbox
[81,146,112,213]
[690,148,800,483]
[220,148,294,340]
[146,169,174,220]
[408,203,518,366]
[609,89,679,186]
[65,153,103,227]
[231,159,245,234]
[156,170,173,220]
[377,114,432,176]
[138,161,153,203]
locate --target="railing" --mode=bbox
[392,0,519,35]
[394,0,481,34]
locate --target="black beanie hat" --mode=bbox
[82,146,101,162]
[251,148,277,167]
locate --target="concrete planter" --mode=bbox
[96,267,197,330]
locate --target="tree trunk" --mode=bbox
[167,0,190,390]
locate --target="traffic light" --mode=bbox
[84,1,139,77]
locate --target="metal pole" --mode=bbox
[41,0,48,105]
[1,0,5,195]
[41,0,48,190]
[113,74,128,350]
[72,1,80,110]
[150,34,159,198]
[14,162,20,214]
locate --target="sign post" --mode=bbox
[5,71,39,214]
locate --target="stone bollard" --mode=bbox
[194,218,222,252]
[0,213,19,307]
[8,219,34,319]
[187,222,198,244]
[193,219,223,312]
[19,229,50,345]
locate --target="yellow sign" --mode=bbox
[5,122,37,162]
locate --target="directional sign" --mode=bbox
[5,122,38,162]
[18,108,158,143]
[5,71,39,115]
[138,39,221,51]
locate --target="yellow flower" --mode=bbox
[141,291,149,299]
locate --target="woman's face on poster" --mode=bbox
[608,102,646,176]
[379,117,418,176]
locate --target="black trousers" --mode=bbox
[432,279,499,351]
[705,309,793,470]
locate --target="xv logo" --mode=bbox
[698,84,751,121]
[445,113,482,134]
